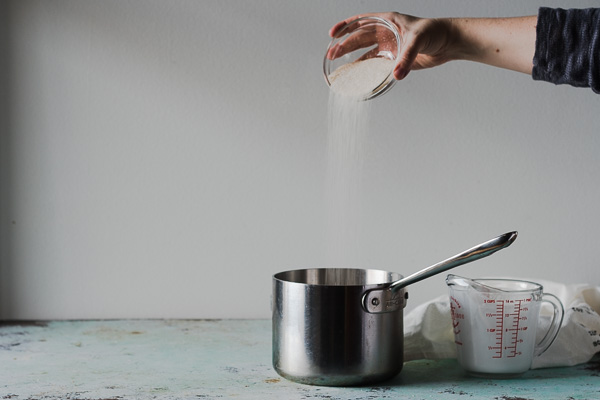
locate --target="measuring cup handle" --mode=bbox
[534,293,565,357]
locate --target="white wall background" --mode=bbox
[1,0,599,320]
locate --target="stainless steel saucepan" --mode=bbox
[272,231,518,386]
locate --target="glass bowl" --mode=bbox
[323,16,401,100]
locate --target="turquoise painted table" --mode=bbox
[1,320,598,399]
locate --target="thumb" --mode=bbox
[394,35,420,80]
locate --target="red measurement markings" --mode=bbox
[504,299,529,357]
[486,300,504,358]
[450,296,463,345]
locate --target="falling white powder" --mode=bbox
[329,58,395,99]
[326,59,391,266]
[326,91,370,265]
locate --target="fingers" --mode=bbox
[327,28,379,60]
[329,20,349,38]
[328,12,426,81]
[327,14,372,60]
[329,12,382,37]
[328,13,400,61]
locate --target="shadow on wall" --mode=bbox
[0,0,318,318]
[0,1,257,319]
[1,1,13,317]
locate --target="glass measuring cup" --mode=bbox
[323,17,401,100]
[446,275,564,378]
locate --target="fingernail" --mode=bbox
[394,66,408,80]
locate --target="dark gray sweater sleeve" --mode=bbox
[533,7,600,93]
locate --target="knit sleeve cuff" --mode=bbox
[533,7,600,93]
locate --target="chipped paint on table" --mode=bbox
[0,319,598,399]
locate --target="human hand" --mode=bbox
[329,12,536,78]
[329,13,457,81]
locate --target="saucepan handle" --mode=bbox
[362,231,518,314]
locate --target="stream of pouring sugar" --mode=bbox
[326,58,392,266]
[326,84,371,265]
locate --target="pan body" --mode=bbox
[272,268,406,386]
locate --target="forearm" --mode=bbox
[448,16,537,74]
[330,9,600,92]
